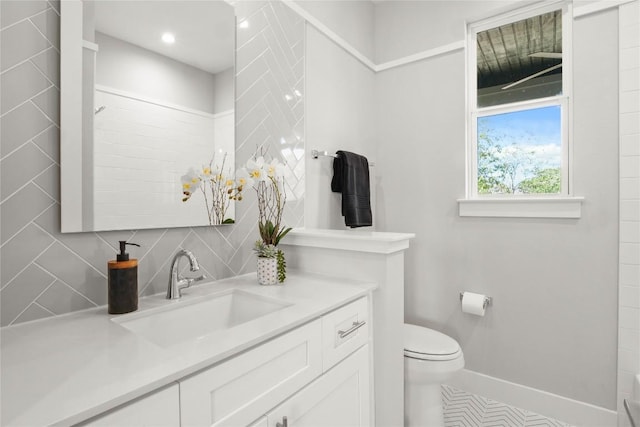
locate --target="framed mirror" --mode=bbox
[60,0,235,232]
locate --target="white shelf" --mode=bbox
[458,197,584,219]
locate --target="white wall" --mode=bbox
[93,90,233,230]
[304,20,377,229]
[374,0,517,63]
[95,32,220,114]
[618,1,640,422]
[375,4,619,410]
[294,0,375,61]
[213,67,234,113]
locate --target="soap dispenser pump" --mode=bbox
[107,241,140,314]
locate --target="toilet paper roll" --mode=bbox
[461,292,487,316]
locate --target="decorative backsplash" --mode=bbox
[0,0,305,326]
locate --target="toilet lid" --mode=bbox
[404,324,461,360]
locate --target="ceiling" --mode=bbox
[476,10,562,89]
[93,0,235,74]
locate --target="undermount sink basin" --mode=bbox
[114,289,291,348]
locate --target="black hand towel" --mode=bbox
[331,150,372,228]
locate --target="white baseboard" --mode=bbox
[447,369,618,427]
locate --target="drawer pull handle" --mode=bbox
[277,416,288,427]
[338,320,366,338]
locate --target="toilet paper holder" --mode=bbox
[459,292,492,309]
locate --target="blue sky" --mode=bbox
[478,105,562,169]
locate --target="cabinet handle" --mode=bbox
[276,416,288,427]
[338,320,366,339]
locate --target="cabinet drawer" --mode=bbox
[321,297,369,371]
[180,319,322,427]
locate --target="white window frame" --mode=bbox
[460,0,583,218]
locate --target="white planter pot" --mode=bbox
[257,257,278,285]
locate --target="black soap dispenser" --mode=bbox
[108,241,140,314]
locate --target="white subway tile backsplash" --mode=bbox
[619,327,640,351]
[620,286,640,309]
[621,67,640,92]
[621,200,640,222]
[621,47,640,71]
[621,111,640,135]
[621,220,640,243]
[619,5,640,423]
[621,177,640,200]
[619,306,640,330]
[620,90,639,114]
[620,2,640,26]
[619,369,639,395]
[621,242,640,265]
[92,88,231,230]
[621,155,640,178]
[620,348,640,373]
[620,263,640,286]
[620,22,640,49]
[621,133,640,156]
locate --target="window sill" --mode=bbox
[458,197,584,218]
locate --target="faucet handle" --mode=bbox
[186,274,206,286]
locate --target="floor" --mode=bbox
[442,385,573,427]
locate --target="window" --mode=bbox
[467,2,571,199]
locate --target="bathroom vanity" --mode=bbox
[1,228,414,426]
[1,273,374,426]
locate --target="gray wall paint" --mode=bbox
[0,0,304,326]
[304,25,376,230]
[95,32,219,114]
[213,67,234,114]
[293,0,375,62]
[374,0,514,63]
[376,7,619,409]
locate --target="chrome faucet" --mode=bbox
[167,249,205,299]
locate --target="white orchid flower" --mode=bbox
[246,157,267,181]
[200,165,213,178]
[265,159,282,178]
[235,168,254,189]
[181,167,201,200]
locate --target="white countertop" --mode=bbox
[1,272,375,426]
[283,228,415,254]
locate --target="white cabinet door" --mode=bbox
[77,384,180,426]
[180,320,322,427]
[267,345,371,427]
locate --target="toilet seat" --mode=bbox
[404,323,462,361]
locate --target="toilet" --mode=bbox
[404,323,465,427]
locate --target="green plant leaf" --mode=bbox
[274,227,292,246]
[276,249,286,282]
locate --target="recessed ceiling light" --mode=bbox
[162,33,175,44]
[238,20,249,29]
